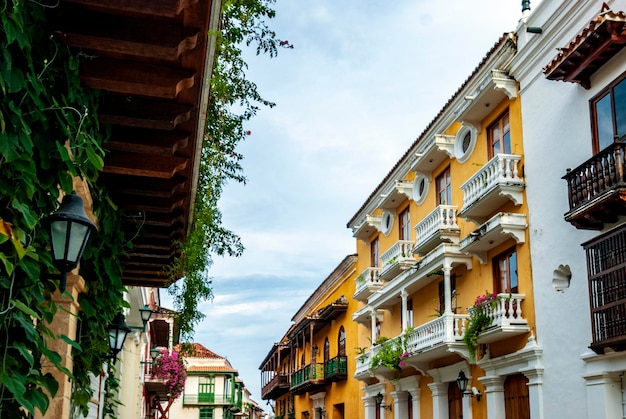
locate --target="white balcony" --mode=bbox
[413,205,461,256]
[354,352,372,379]
[379,180,413,210]
[352,214,382,242]
[404,313,469,363]
[459,212,527,264]
[353,267,382,302]
[379,240,417,280]
[458,154,524,225]
[473,293,529,344]
[410,134,455,177]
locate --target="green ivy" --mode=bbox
[0,2,127,417]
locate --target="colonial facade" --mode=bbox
[260,255,361,419]
[347,24,537,419]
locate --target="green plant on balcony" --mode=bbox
[369,328,413,373]
[463,292,509,362]
[355,272,367,284]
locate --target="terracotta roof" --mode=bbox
[543,3,626,89]
[175,342,225,359]
[187,365,238,373]
[346,33,515,228]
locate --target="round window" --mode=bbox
[412,175,429,205]
[381,211,394,236]
[454,125,477,163]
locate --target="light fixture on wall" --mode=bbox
[303,412,310,419]
[141,347,160,366]
[46,191,96,292]
[128,304,154,332]
[456,371,482,402]
[107,312,130,360]
[375,392,392,411]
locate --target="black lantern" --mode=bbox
[47,191,96,292]
[457,370,482,401]
[107,313,130,360]
[150,346,160,362]
[456,371,469,393]
[375,392,392,411]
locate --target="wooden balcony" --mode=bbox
[354,267,382,302]
[563,142,626,230]
[290,363,325,395]
[379,240,418,280]
[260,372,290,400]
[413,205,460,256]
[459,154,524,224]
[324,355,348,382]
[584,226,626,353]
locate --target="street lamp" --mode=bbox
[375,392,392,411]
[46,191,96,292]
[456,370,482,402]
[107,313,130,360]
[128,304,154,332]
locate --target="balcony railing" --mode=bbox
[260,372,290,400]
[354,352,371,378]
[459,154,524,224]
[413,205,460,256]
[182,393,234,406]
[354,267,382,302]
[584,226,626,353]
[325,355,348,382]
[290,362,325,394]
[379,240,416,280]
[471,293,529,344]
[406,313,468,355]
[563,141,626,230]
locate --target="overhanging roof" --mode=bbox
[54,0,222,287]
[543,3,626,89]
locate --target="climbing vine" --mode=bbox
[0,2,128,417]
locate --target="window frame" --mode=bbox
[338,326,346,356]
[488,111,511,158]
[494,247,518,294]
[590,70,626,153]
[399,207,411,241]
[436,167,452,206]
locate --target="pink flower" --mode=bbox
[152,349,187,400]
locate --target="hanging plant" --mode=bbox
[463,291,508,363]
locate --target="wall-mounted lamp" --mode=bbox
[107,312,130,360]
[456,371,482,402]
[128,304,154,332]
[303,411,310,419]
[141,347,160,366]
[375,392,392,411]
[46,191,96,292]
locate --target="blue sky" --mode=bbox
[163,0,539,407]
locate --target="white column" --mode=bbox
[443,266,452,314]
[392,391,409,419]
[428,382,449,419]
[584,372,622,419]
[370,307,377,344]
[408,388,421,419]
[479,375,505,419]
[363,395,377,419]
[524,369,544,419]
[401,289,408,332]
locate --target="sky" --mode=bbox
[163,0,540,409]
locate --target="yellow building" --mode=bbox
[347,33,540,419]
[260,255,362,419]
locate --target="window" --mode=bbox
[324,338,330,363]
[413,175,429,204]
[455,125,477,162]
[489,112,511,158]
[591,72,626,152]
[406,298,414,328]
[382,211,394,236]
[338,326,346,356]
[199,407,214,419]
[198,376,215,403]
[436,167,452,206]
[371,237,380,268]
[399,207,411,241]
[495,248,518,293]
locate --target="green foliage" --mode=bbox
[369,328,413,373]
[0,2,127,416]
[462,292,507,363]
[168,0,282,340]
